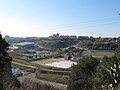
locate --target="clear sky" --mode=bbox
[0,0,120,37]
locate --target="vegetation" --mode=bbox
[68,55,99,90]
[37,39,78,49]
[21,77,66,90]
[36,65,70,84]
[78,40,118,50]
[68,45,120,90]
[37,68,70,75]
[3,33,120,90]
[95,56,120,90]
[12,63,30,70]
[36,73,69,84]
[88,50,114,58]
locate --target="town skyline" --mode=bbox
[2,33,120,38]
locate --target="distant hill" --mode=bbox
[36,39,79,50]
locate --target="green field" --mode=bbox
[93,53,114,57]
[88,50,114,58]
[36,73,69,84]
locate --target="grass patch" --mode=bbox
[88,50,114,58]
[12,58,30,65]
[12,63,30,70]
[93,53,114,57]
[39,68,70,75]
[36,73,69,84]
[35,64,70,84]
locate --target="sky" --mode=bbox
[0,0,120,37]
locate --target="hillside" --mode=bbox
[36,39,78,50]
[0,34,20,90]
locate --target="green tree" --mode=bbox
[68,56,99,90]
[94,45,120,90]
[68,45,120,90]
[95,56,120,90]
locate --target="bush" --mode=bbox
[95,56,120,90]
[67,55,100,90]
[67,45,120,90]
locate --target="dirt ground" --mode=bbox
[31,58,65,65]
